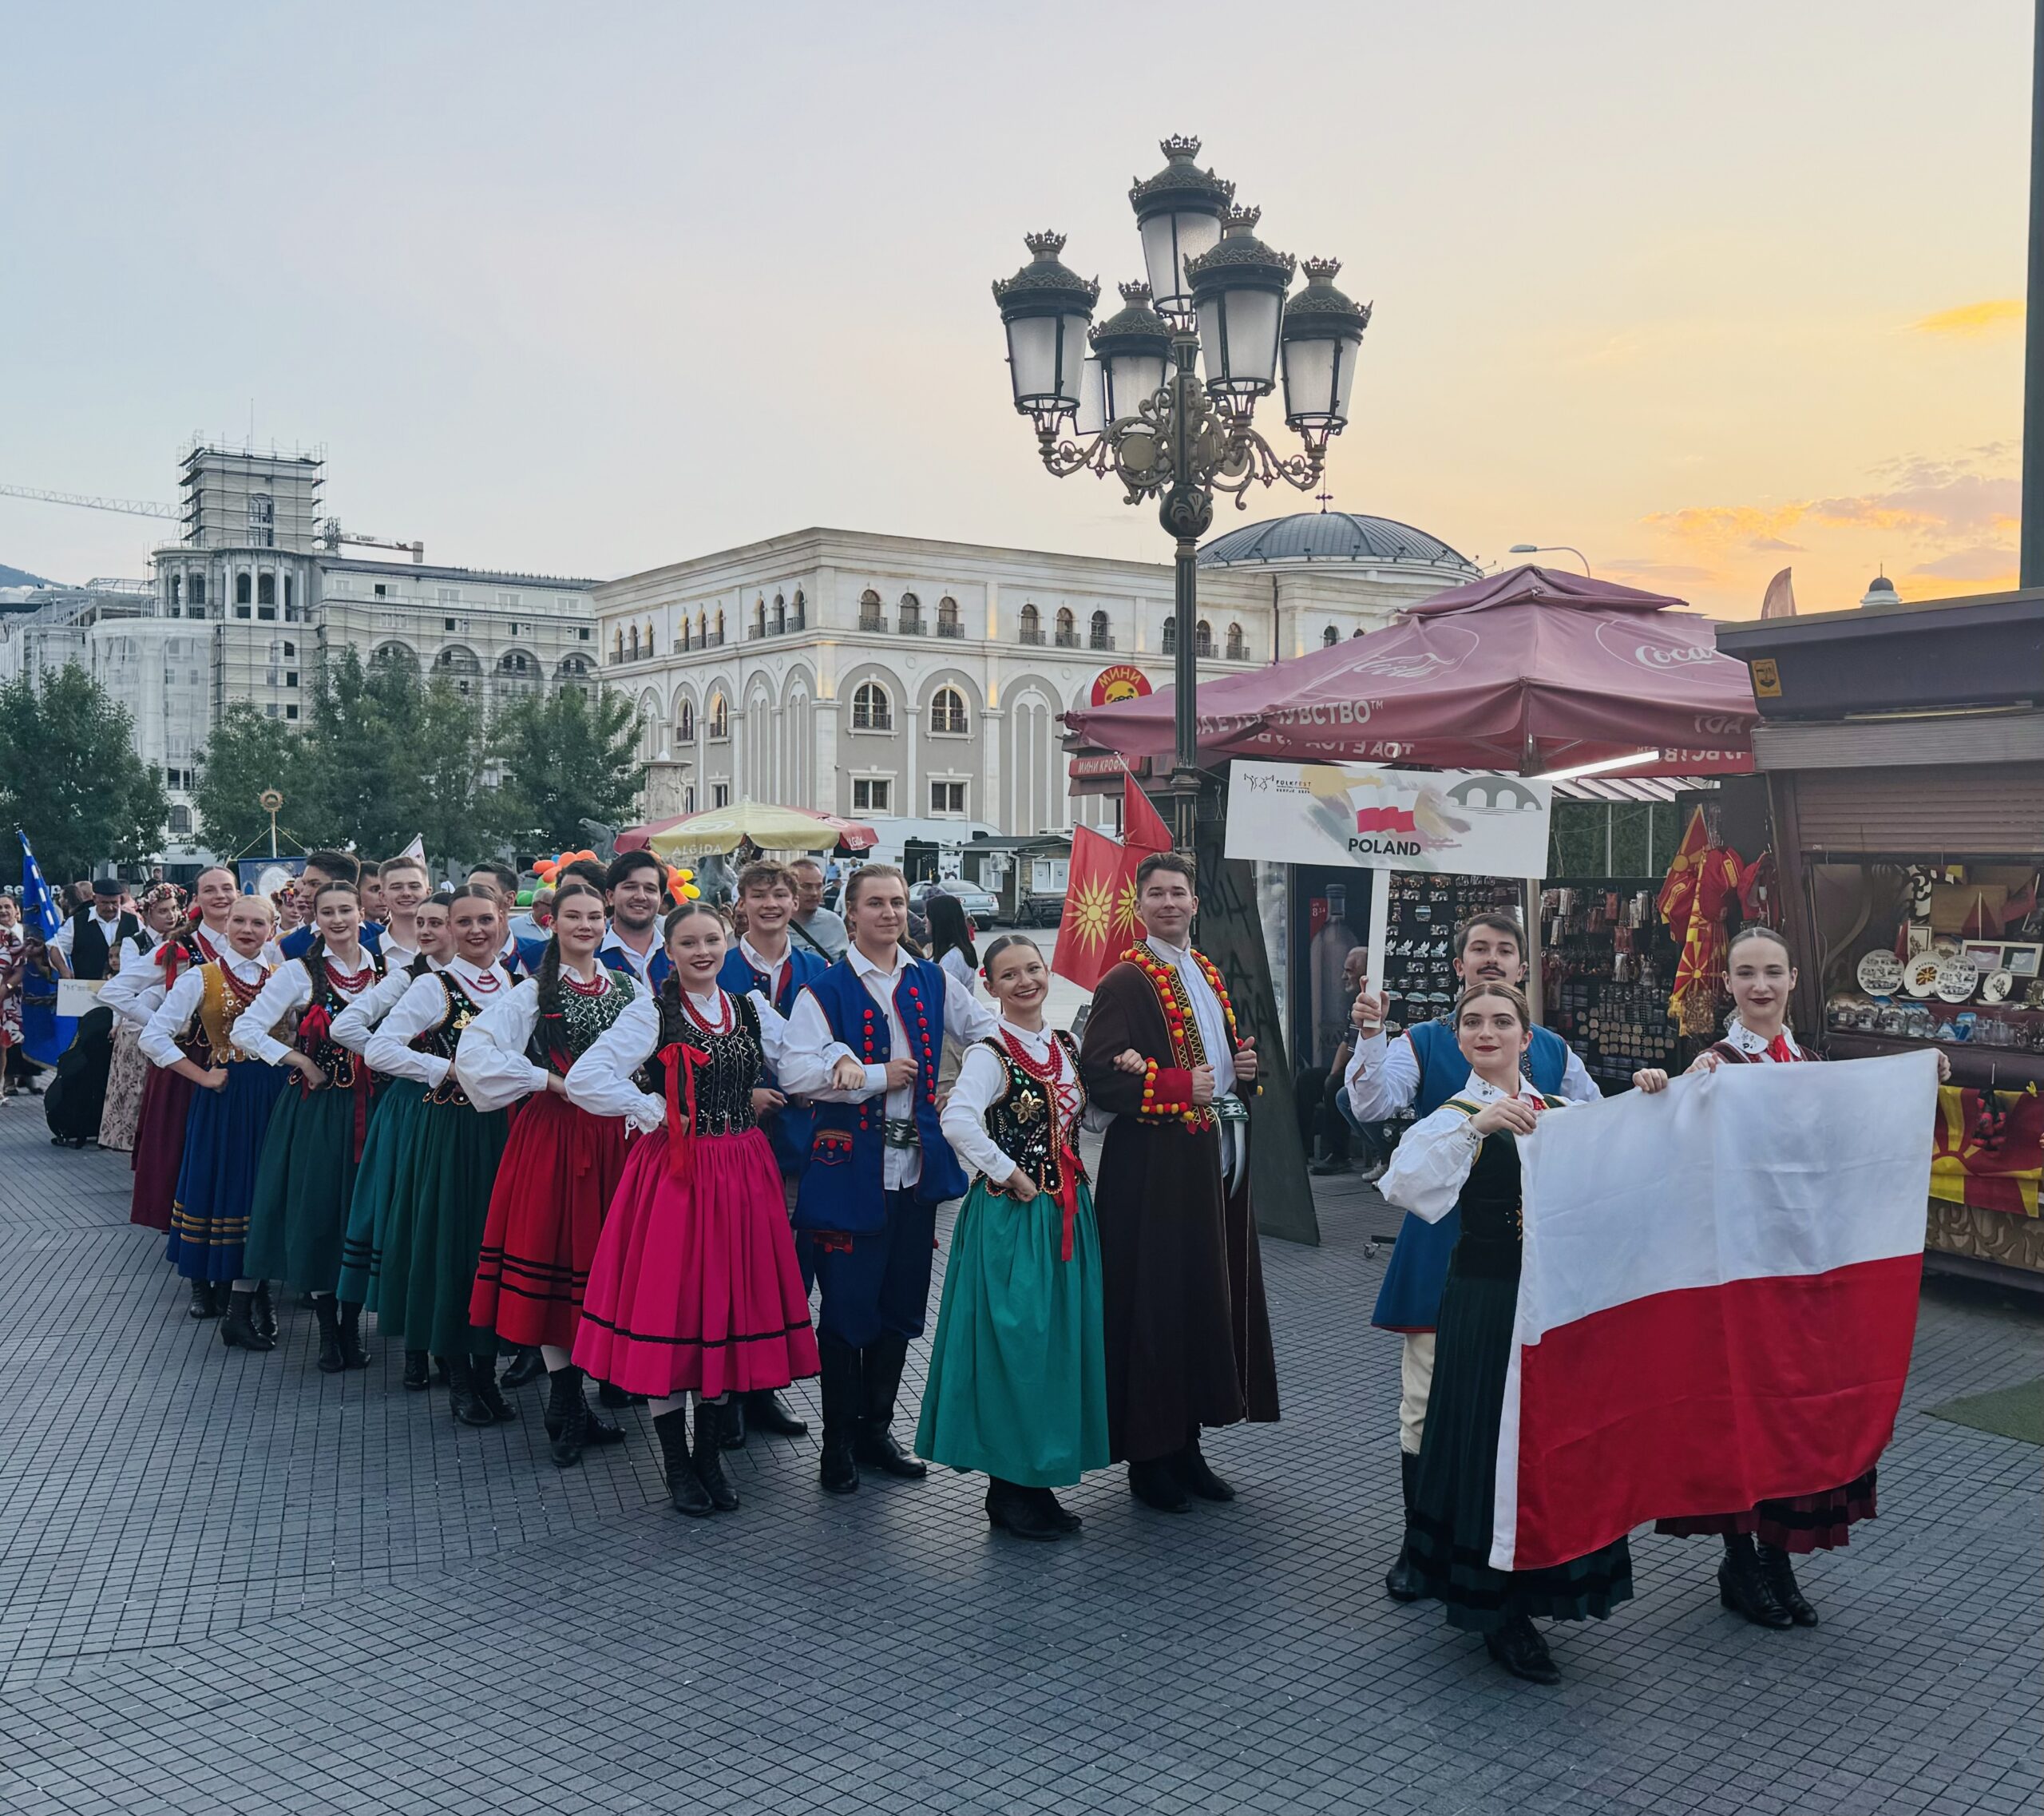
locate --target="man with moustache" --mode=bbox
[1345,910,1598,1602]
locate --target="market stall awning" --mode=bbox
[633,801,879,860]
[621,814,878,862]
[1062,564,1759,778]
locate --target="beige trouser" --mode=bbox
[1398,1332,1436,1456]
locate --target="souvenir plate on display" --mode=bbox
[1903,955,1946,998]
[1980,969,2014,1005]
[1935,958,1980,1003]
[1856,952,1904,997]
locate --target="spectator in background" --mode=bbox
[1295,949,1379,1179]
[789,857,848,961]
[0,894,30,1096]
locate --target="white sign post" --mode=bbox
[1224,759,1555,1019]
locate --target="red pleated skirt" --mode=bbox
[468,1092,627,1350]
[129,1065,196,1232]
[1655,1469,1878,1555]
[572,1123,818,1399]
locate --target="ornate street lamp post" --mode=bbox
[994,137,1369,844]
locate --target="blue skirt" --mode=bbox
[164,1061,288,1283]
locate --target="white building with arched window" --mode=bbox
[596,517,1479,835]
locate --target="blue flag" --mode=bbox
[16,831,59,938]
[14,831,69,1064]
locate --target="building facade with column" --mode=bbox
[595,514,1481,834]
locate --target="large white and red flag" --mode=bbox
[1492,1050,1938,1572]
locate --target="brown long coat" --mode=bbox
[1078,952,1280,1464]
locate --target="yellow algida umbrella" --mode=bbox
[644,800,843,858]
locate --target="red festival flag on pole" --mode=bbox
[1123,773,1173,856]
[1053,775,1176,994]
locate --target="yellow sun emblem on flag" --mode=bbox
[1114,878,1139,942]
[1069,870,1117,954]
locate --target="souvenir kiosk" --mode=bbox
[1718,586,2044,1287]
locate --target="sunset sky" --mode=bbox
[2,2,2029,619]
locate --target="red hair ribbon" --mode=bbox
[659,1041,712,1181]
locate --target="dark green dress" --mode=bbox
[1408,1096,1634,1634]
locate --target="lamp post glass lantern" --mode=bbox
[992,136,1367,843]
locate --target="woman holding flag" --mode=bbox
[1633,923,1945,1632]
[1380,980,1633,1685]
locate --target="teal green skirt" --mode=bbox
[339,1080,426,1306]
[913,1177,1109,1488]
[244,1078,370,1293]
[374,1096,508,1358]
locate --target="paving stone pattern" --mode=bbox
[0,1113,2038,1814]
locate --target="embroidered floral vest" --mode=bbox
[198,962,269,1060]
[416,972,492,1106]
[644,989,764,1135]
[980,1032,1089,1194]
[526,969,636,1077]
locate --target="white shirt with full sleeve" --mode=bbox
[563,986,792,1136]
[1345,1017,1598,1124]
[331,962,429,1057]
[233,950,383,1068]
[100,938,164,1029]
[362,957,512,1090]
[139,950,273,1068]
[779,945,1000,1191]
[1377,1073,1555,1224]
[50,906,126,965]
[452,969,640,1114]
[939,1020,1108,1188]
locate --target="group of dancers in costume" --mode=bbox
[1361,919,1942,1685]
[92,830,1905,1680]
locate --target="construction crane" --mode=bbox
[0,484,425,561]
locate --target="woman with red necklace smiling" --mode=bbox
[236,880,385,1374]
[364,886,517,1425]
[566,901,822,1517]
[140,894,287,1350]
[458,882,636,1466]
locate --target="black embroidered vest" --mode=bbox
[415,972,490,1106]
[642,990,765,1136]
[980,1031,1088,1193]
[526,970,636,1077]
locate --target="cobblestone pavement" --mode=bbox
[0,1109,2037,1815]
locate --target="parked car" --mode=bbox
[909,878,1000,931]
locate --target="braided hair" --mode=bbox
[301,879,362,1009]
[535,881,607,1028]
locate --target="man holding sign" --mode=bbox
[1345,910,1598,1602]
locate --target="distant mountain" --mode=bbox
[0,563,54,589]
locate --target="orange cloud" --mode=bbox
[1642,504,1807,549]
[1910,299,2024,339]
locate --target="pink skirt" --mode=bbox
[572,1124,818,1399]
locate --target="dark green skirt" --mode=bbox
[339,1080,425,1306]
[374,1097,508,1358]
[913,1178,1110,1488]
[1410,1263,1634,1635]
[244,1079,369,1293]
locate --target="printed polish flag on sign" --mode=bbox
[1492,1051,1938,1573]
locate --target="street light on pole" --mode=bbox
[993,137,1369,847]
[1508,542,1593,576]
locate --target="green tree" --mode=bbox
[487,685,645,857]
[298,647,423,857]
[411,678,497,870]
[192,701,313,857]
[0,664,169,885]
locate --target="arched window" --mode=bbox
[707,692,729,739]
[852,680,892,732]
[1055,607,1075,647]
[712,608,725,645]
[170,574,182,606]
[1322,624,1340,648]
[1226,622,1245,660]
[257,573,275,607]
[772,593,786,634]
[791,589,806,630]
[1089,609,1111,650]
[1194,619,1213,656]
[899,592,922,633]
[695,610,707,646]
[1352,627,1366,638]
[677,698,695,743]
[168,805,192,836]
[628,625,640,660]
[1161,615,1176,655]
[937,596,960,636]
[235,572,252,606]
[189,573,206,607]
[752,597,766,636]
[612,628,624,663]
[859,588,883,630]
[929,685,968,736]
[1020,602,1042,644]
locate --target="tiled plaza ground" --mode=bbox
[0,1105,2037,1814]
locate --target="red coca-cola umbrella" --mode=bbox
[1063,565,1757,776]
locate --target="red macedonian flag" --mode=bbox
[1055,776,1174,994]
[1490,1050,1936,1572]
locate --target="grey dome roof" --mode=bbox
[1197,510,1478,573]
[1864,573,1899,595]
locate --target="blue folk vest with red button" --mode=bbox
[794,955,968,1231]
[719,943,827,1178]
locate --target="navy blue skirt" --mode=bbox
[164,1061,287,1283]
